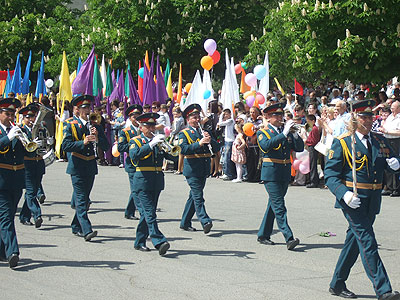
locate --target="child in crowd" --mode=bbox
[231,123,246,183]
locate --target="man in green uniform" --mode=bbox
[256,103,304,250]
[178,104,218,233]
[129,113,170,256]
[18,104,45,228]
[325,100,400,300]
[0,98,25,268]
[61,95,110,242]
[118,104,142,220]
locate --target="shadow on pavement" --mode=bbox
[11,258,134,272]
[39,224,135,232]
[19,244,58,249]
[291,243,345,252]
[157,218,225,224]
[208,229,278,238]
[164,249,256,259]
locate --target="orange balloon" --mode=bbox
[185,83,192,93]
[243,122,255,137]
[112,143,120,157]
[253,99,259,108]
[200,55,214,71]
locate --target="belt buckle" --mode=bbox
[13,165,17,171]
[372,184,377,190]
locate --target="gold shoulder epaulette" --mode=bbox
[70,120,79,124]
[122,128,129,132]
[337,131,351,140]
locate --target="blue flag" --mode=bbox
[10,53,21,94]
[35,52,46,98]
[3,70,12,97]
[21,50,32,94]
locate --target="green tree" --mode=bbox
[247,0,400,86]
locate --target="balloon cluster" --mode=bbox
[237,63,267,108]
[200,39,220,71]
[293,150,310,174]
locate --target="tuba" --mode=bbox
[31,104,56,166]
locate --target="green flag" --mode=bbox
[93,56,103,96]
[105,64,113,97]
[164,59,170,88]
[125,62,130,98]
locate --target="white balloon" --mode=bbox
[45,79,54,88]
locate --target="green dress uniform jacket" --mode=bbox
[118,125,139,174]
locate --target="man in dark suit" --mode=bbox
[129,113,170,256]
[118,104,142,220]
[178,104,219,234]
[325,100,400,300]
[0,98,25,268]
[61,95,110,242]
[256,103,304,250]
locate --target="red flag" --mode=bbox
[294,78,303,96]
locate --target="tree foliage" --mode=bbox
[247,0,400,86]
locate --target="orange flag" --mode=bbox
[240,69,250,94]
[145,51,150,70]
[177,63,183,103]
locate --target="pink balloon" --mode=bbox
[204,39,217,55]
[234,64,243,74]
[293,159,302,170]
[299,161,310,174]
[246,96,255,107]
[255,93,265,105]
[245,73,257,87]
[164,126,171,137]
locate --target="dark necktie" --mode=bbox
[364,135,372,156]
[6,127,11,134]
[278,127,283,133]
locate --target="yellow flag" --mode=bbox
[69,70,76,86]
[274,77,286,95]
[55,93,65,159]
[59,51,72,103]
[177,64,182,103]
[166,70,173,99]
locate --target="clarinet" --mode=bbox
[87,115,98,159]
[198,126,215,158]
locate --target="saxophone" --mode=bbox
[31,104,56,166]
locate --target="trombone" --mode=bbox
[150,132,181,156]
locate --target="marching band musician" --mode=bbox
[18,103,45,228]
[61,95,110,242]
[256,103,304,250]
[325,100,400,300]
[0,98,25,268]
[129,113,170,256]
[118,104,142,220]
[178,104,219,234]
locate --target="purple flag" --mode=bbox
[127,69,141,105]
[155,55,169,104]
[143,53,156,106]
[111,69,116,89]
[109,69,125,102]
[71,46,95,95]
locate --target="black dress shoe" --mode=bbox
[84,231,98,241]
[134,245,150,252]
[8,254,19,268]
[73,231,84,237]
[203,222,213,234]
[329,287,357,299]
[180,226,197,232]
[156,242,170,256]
[125,215,139,220]
[37,194,46,204]
[20,220,33,226]
[379,291,400,300]
[306,184,319,188]
[390,191,400,197]
[257,237,275,245]
[34,216,43,228]
[382,190,392,196]
[286,238,300,250]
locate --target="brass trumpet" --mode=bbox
[12,125,38,152]
[150,132,181,156]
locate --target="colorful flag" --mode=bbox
[126,68,141,105]
[3,70,12,97]
[59,51,72,104]
[71,46,95,95]
[10,53,22,94]
[143,53,156,106]
[100,54,107,96]
[258,51,270,101]
[166,71,173,99]
[109,69,124,102]
[21,50,32,94]
[93,56,103,97]
[177,63,182,103]
[164,59,170,87]
[138,60,143,102]
[35,52,46,98]
[274,77,285,95]
[125,63,130,100]
[145,50,150,70]
[240,69,250,94]
[77,57,82,74]
[155,56,169,104]
[105,64,113,97]
[294,78,303,96]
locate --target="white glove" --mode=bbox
[283,120,295,137]
[7,126,21,141]
[343,191,361,209]
[33,138,44,148]
[149,134,165,149]
[386,158,400,171]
